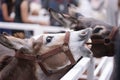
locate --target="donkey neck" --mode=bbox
[0,57,37,80]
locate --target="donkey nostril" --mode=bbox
[104,38,111,45]
[81,31,86,34]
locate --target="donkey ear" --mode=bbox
[49,8,68,26]
[68,4,84,18]
[2,32,10,36]
[0,34,14,49]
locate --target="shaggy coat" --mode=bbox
[0,55,37,80]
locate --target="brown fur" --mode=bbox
[0,56,13,71]
[0,55,37,80]
[0,31,90,80]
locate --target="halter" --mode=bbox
[86,27,118,56]
[15,31,76,76]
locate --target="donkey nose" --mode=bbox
[81,28,92,36]
[86,28,93,32]
[85,28,92,36]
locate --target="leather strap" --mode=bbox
[15,52,36,61]
[104,27,118,45]
[86,27,118,56]
[37,31,76,76]
[14,31,76,76]
[36,46,63,61]
[37,31,75,64]
[63,31,76,65]
[86,27,118,45]
[108,27,118,40]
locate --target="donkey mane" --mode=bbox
[0,56,13,71]
[0,55,37,80]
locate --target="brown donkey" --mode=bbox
[49,9,120,80]
[0,28,92,80]
[0,34,38,80]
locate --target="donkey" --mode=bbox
[0,34,38,80]
[49,9,120,80]
[0,28,92,80]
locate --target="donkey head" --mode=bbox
[0,28,92,71]
[49,8,113,38]
[32,28,92,70]
[0,34,34,54]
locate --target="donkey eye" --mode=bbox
[93,27,103,33]
[46,36,53,43]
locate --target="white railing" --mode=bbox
[60,57,91,80]
[0,22,67,36]
[61,57,113,80]
[0,22,114,80]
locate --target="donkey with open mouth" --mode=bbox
[49,8,120,80]
[0,28,92,80]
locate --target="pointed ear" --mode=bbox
[68,4,84,18]
[0,34,14,49]
[2,32,10,36]
[68,3,77,16]
[49,8,69,27]
[0,34,30,50]
[49,8,79,28]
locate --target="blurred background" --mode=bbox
[0,0,119,38]
[0,0,119,80]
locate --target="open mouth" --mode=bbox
[86,39,92,49]
[84,38,93,57]
[83,28,92,49]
